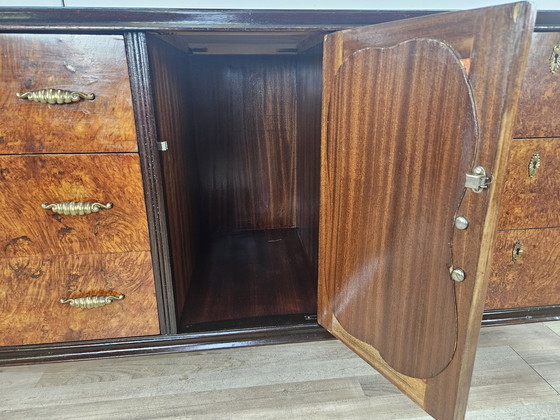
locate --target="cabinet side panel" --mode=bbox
[125,32,176,334]
[146,36,200,323]
[296,45,323,274]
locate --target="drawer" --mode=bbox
[497,138,560,230]
[0,34,137,153]
[486,228,560,310]
[0,251,160,346]
[0,154,150,258]
[513,32,560,138]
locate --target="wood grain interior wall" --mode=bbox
[186,55,298,233]
[296,45,322,274]
[147,35,200,322]
[147,43,321,323]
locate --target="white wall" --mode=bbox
[0,0,62,5]
[2,0,560,10]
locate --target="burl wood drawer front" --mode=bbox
[0,251,160,346]
[486,228,560,309]
[513,32,560,138]
[0,154,150,258]
[497,138,560,230]
[0,34,137,154]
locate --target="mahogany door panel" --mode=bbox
[324,38,475,379]
[487,227,560,309]
[513,32,560,138]
[0,34,137,154]
[0,154,150,258]
[318,3,535,419]
[498,138,560,230]
[0,251,159,347]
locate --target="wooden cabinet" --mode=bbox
[1,4,559,420]
[0,34,160,346]
[486,32,560,313]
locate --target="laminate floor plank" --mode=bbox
[465,402,560,420]
[0,367,43,390]
[478,321,560,350]
[1,322,560,420]
[511,347,560,393]
[546,321,560,336]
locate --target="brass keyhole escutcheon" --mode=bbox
[528,152,540,178]
[512,240,523,263]
[550,45,560,74]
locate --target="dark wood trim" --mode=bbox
[0,321,332,366]
[482,305,560,326]
[0,9,557,32]
[0,9,438,31]
[535,10,560,31]
[2,306,558,365]
[125,32,176,335]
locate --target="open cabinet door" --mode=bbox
[318,3,535,419]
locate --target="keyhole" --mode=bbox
[551,46,560,74]
[528,152,540,178]
[512,240,523,263]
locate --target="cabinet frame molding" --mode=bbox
[0,9,557,32]
[125,31,176,335]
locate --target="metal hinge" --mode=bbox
[157,141,169,152]
[465,166,491,193]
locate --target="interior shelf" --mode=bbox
[179,228,317,331]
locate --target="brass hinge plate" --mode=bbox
[465,166,491,193]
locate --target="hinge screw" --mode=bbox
[454,216,469,230]
[451,268,466,282]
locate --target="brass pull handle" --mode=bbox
[16,88,95,104]
[42,201,113,215]
[550,45,560,74]
[528,152,540,178]
[60,294,125,309]
[512,240,523,263]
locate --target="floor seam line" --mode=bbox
[510,345,560,396]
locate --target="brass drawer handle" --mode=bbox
[42,201,113,216]
[60,294,125,309]
[16,88,95,104]
[512,240,523,263]
[551,45,560,74]
[528,152,540,178]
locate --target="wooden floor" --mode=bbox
[180,228,317,328]
[2,321,560,419]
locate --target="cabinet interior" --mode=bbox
[147,32,325,332]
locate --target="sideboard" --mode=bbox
[0,3,558,419]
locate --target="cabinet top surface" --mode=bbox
[0,8,558,31]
